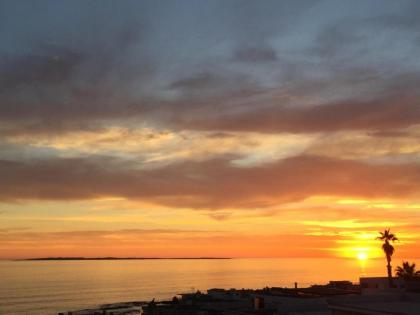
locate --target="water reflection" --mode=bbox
[0,258,418,315]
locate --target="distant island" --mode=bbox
[22,257,231,261]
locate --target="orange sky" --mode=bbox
[1,1,420,260]
[1,128,420,259]
[1,190,420,259]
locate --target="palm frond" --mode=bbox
[396,261,420,279]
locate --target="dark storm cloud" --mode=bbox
[1,154,420,209]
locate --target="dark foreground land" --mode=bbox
[59,281,361,315]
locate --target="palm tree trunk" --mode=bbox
[387,257,394,288]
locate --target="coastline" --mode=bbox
[60,282,361,315]
[3,258,419,315]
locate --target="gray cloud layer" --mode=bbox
[1,0,420,135]
[1,155,419,208]
[1,1,420,208]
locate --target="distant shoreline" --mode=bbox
[19,257,232,261]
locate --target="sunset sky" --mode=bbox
[1,0,420,259]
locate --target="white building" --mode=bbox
[328,277,420,315]
[360,277,406,295]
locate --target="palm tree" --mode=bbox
[377,229,398,288]
[395,261,420,280]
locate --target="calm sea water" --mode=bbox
[0,258,417,315]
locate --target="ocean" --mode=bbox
[0,258,416,315]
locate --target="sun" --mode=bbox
[357,252,368,261]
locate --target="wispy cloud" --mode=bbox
[1,0,420,258]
